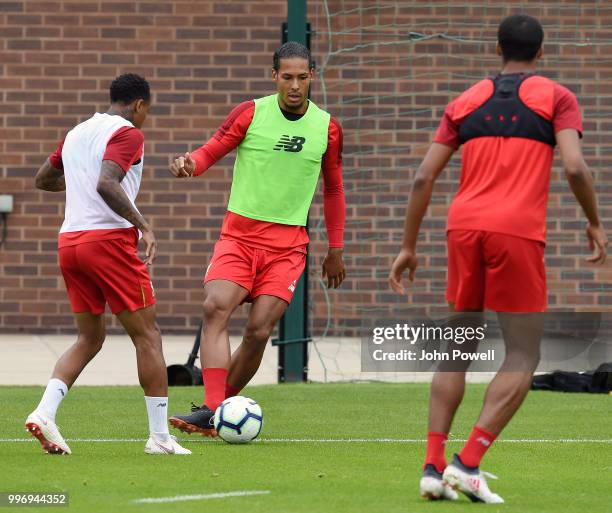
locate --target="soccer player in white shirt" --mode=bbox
[26,74,190,455]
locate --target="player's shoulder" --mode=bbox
[520,75,577,120]
[548,78,579,104]
[236,99,256,109]
[230,99,256,116]
[220,100,255,134]
[448,79,495,122]
[253,94,277,108]
[329,115,342,128]
[305,99,335,135]
[328,116,343,137]
[522,75,575,96]
[108,125,144,144]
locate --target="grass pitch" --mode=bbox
[1,383,610,513]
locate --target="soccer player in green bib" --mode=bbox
[168,42,346,435]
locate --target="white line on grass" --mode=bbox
[3,437,612,443]
[133,490,270,504]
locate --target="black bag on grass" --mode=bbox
[591,362,612,392]
[531,363,612,393]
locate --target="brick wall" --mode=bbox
[1,1,610,336]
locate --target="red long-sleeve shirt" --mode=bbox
[191,100,345,251]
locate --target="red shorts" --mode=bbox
[204,238,306,304]
[446,230,546,312]
[59,233,155,315]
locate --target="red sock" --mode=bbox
[424,432,448,473]
[202,368,228,411]
[458,426,496,468]
[225,383,242,399]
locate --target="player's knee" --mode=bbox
[505,345,541,371]
[202,295,232,324]
[78,332,105,354]
[243,323,272,346]
[131,326,162,352]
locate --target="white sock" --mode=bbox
[37,378,68,421]
[145,396,169,440]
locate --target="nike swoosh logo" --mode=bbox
[154,441,174,454]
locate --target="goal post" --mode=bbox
[272,0,311,383]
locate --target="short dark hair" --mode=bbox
[498,14,544,62]
[109,73,150,104]
[273,41,312,71]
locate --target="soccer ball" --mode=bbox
[214,396,263,444]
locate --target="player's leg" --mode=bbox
[225,247,305,397]
[451,314,541,472]
[50,312,105,387]
[443,233,545,503]
[84,235,189,454]
[474,313,542,434]
[420,230,485,499]
[116,305,189,454]
[169,279,248,436]
[26,245,107,455]
[87,238,168,393]
[444,315,541,504]
[117,305,166,397]
[421,305,482,501]
[226,295,289,395]
[26,312,105,455]
[428,306,485,433]
[200,279,249,405]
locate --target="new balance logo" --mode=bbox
[288,279,297,293]
[157,403,167,407]
[58,389,65,397]
[274,135,306,152]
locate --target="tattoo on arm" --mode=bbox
[96,160,150,232]
[35,159,65,192]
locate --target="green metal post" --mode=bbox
[274,0,310,383]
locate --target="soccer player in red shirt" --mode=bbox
[389,15,607,502]
[26,74,190,455]
[167,42,346,435]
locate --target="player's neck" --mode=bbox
[106,104,134,123]
[500,60,537,75]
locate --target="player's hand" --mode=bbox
[142,229,157,265]
[389,248,418,294]
[169,152,196,178]
[322,248,346,288]
[586,223,608,264]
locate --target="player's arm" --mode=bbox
[35,160,65,192]
[97,161,156,264]
[389,143,455,294]
[96,127,157,264]
[169,101,255,178]
[557,129,607,263]
[321,118,346,289]
[35,139,65,192]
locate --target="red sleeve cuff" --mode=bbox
[48,139,65,170]
[49,154,63,170]
[327,232,344,248]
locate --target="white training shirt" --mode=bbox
[59,113,144,234]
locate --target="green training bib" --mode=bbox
[227,93,331,226]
